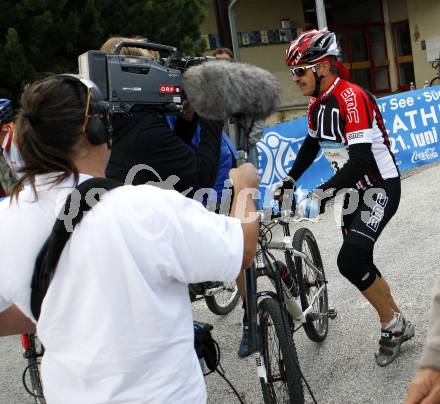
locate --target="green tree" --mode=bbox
[0,28,36,100]
[96,0,208,55]
[0,0,209,102]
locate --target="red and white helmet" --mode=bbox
[285,29,339,66]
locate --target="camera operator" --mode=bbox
[101,37,223,193]
[0,75,259,403]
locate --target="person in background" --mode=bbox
[405,281,440,403]
[212,47,266,171]
[212,47,234,60]
[0,99,16,199]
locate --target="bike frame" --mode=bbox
[244,213,328,356]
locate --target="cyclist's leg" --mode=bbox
[339,178,401,318]
[338,178,413,365]
[350,232,400,314]
[374,275,401,314]
[339,192,390,314]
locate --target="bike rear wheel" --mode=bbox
[258,298,304,404]
[292,228,329,342]
[205,281,240,315]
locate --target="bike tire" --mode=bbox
[258,298,304,404]
[430,76,440,87]
[292,228,329,342]
[205,282,240,315]
[23,335,46,404]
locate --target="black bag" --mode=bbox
[194,321,219,373]
[31,177,123,321]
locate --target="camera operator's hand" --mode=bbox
[229,163,259,192]
[181,101,195,122]
[272,175,295,202]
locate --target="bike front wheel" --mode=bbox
[205,281,240,315]
[258,298,304,404]
[292,227,329,342]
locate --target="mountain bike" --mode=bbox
[232,114,336,403]
[189,280,240,315]
[430,54,440,86]
[245,209,337,404]
[20,333,45,404]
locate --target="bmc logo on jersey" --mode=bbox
[341,88,359,123]
[347,132,364,141]
[366,193,389,232]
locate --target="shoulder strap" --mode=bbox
[31,177,123,321]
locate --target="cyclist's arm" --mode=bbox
[0,304,35,337]
[287,135,321,181]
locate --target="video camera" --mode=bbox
[78,41,215,114]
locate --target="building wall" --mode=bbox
[407,0,440,88]
[201,0,308,115]
[382,0,410,91]
[387,0,409,22]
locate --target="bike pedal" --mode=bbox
[327,307,337,320]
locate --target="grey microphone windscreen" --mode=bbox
[182,60,281,121]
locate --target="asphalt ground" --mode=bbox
[1,162,440,404]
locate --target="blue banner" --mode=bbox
[257,86,440,207]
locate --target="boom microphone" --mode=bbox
[182,60,281,121]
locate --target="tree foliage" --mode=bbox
[0,0,208,102]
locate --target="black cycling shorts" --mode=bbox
[341,177,401,250]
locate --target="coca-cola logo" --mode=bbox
[411,147,438,163]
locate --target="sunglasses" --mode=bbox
[290,62,321,77]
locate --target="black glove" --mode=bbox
[272,175,295,201]
[272,175,296,214]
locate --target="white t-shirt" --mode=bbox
[0,174,243,404]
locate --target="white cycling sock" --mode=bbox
[381,312,401,330]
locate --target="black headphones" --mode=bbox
[55,74,113,148]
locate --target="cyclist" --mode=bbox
[276,29,414,366]
[0,75,259,403]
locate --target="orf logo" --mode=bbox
[160,85,180,94]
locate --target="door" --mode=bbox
[392,20,415,91]
[333,23,390,94]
